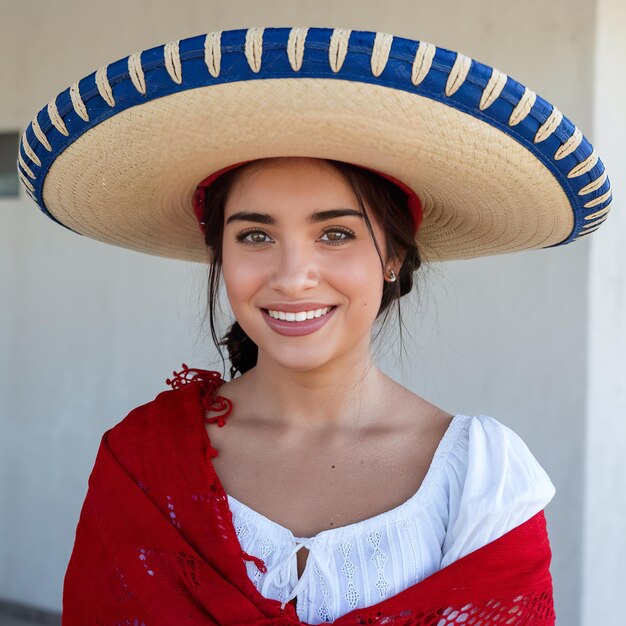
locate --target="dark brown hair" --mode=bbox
[200,157,425,380]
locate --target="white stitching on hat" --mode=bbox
[95,65,115,106]
[25,187,36,201]
[575,228,600,239]
[204,31,222,77]
[567,149,598,178]
[582,217,608,228]
[411,41,436,86]
[371,32,393,77]
[20,132,40,167]
[509,87,536,126]
[574,226,600,239]
[445,53,471,97]
[164,40,183,84]
[18,168,35,193]
[18,151,35,179]
[578,171,607,195]
[69,81,89,122]
[584,205,611,221]
[534,106,563,143]
[31,118,52,152]
[574,222,604,239]
[581,224,606,234]
[479,68,507,111]
[584,216,610,232]
[329,28,351,73]
[128,52,147,95]
[47,98,69,136]
[554,127,583,160]
[287,27,308,71]
[583,189,612,210]
[245,28,264,73]
[581,214,609,229]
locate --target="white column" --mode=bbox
[583,0,626,622]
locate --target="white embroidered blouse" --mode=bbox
[227,414,557,624]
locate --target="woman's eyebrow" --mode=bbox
[225,208,364,225]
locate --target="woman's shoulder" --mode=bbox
[443,413,556,506]
[453,413,548,460]
[107,366,223,446]
[440,413,556,567]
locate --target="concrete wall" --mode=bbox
[1,1,621,624]
[582,0,626,620]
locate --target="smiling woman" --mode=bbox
[19,25,609,626]
[199,157,421,378]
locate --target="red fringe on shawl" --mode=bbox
[62,366,555,625]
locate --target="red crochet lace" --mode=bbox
[62,365,556,625]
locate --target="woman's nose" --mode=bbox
[267,243,319,294]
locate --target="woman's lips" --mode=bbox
[261,306,337,336]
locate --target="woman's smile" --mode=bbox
[261,305,338,336]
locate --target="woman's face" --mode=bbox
[221,157,391,373]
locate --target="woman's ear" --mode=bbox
[385,260,401,281]
[388,251,406,278]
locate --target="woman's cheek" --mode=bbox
[331,259,382,335]
[331,252,383,294]
[224,266,259,309]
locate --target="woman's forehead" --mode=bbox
[225,158,360,210]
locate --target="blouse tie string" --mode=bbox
[259,535,318,609]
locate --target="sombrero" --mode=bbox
[17,26,612,263]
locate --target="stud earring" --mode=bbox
[386,269,397,282]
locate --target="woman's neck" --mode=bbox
[230,351,392,431]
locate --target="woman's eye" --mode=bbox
[319,228,355,245]
[235,230,272,245]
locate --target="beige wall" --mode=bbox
[2,1,621,624]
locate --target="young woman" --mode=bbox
[18,26,611,625]
[196,155,555,620]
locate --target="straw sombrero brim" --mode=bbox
[17,27,612,263]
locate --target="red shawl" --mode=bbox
[62,365,556,625]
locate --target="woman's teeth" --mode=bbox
[266,306,334,322]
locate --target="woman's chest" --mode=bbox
[206,413,452,539]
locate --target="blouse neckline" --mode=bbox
[199,391,468,541]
